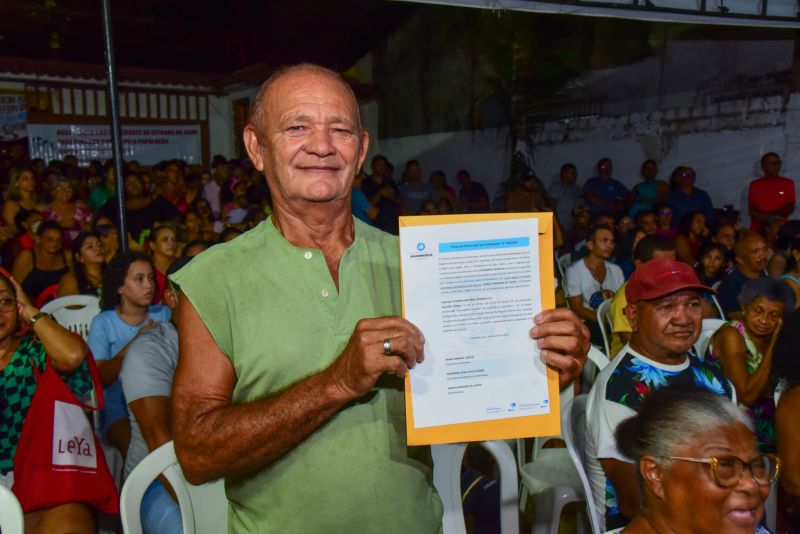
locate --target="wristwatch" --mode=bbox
[27,311,52,327]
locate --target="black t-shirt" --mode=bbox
[98,196,181,241]
[459,181,489,213]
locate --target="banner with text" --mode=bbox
[27,124,202,166]
[0,92,27,141]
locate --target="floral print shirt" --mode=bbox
[599,348,734,531]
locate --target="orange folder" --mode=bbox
[400,212,559,445]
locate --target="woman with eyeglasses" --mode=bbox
[0,272,94,532]
[42,176,92,247]
[611,384,776,533]
[665,166,715,233]
[653,203,677,241]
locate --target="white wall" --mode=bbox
[208,86,260,162]
[207,94,234,160]
[528,94,797,212]
[370,92,800,216]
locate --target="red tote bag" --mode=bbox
[11,353,119,514]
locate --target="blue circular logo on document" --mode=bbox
[417,242,426,251]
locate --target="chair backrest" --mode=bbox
[582,345,611,397]
[710,294,725,320]
[41,295,101,340]
[433,440,519,534]
[595,298,613,359]
[693,318,726,359]
[120,441,227,534]
[557,253,572,280]
[35,283,60,309]
[432,443,468,534]
[0,483,24,534]
[561,395,603,534]
[587,345,610,370]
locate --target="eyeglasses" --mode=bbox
[0,297,17,312]
[679,171,696,178]
[669,454,779,488]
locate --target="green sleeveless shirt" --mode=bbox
[171,217,443,533]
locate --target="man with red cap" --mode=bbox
[584,258,736,532]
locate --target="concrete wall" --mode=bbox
[527,93,795,210]
[371,91,800,216]
[577,38,795,116]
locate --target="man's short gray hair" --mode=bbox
[248,63,362,140]
[615,384,751,465]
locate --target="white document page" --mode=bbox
[400,217,550,428]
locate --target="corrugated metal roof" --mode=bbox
[0,56,225,88]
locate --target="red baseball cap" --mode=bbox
[626,258,714,304]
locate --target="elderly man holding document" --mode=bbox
[170,63,589,533]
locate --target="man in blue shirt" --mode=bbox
[666,166,714,228]
[583,158,630,218]
[716,232,768,319]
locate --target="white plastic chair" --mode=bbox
[41,295,101,341]
[764,479,778,531]
[693,318,726,359]
[514,346,608,534]
[581,346,611,392]
[561,395,602,534]
[595,298,613,360]
[0,483,24,534]
[710,294,725,320]
[120,441,227,534]
[515,432,584,534]
[432,440,519,534]
[556,253,572,280]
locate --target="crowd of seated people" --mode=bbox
[545,152,800,531]
[0,153,273,532]
[0,146,798,532]
[263,147,800,529]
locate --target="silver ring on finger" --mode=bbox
[383,338,392,355]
